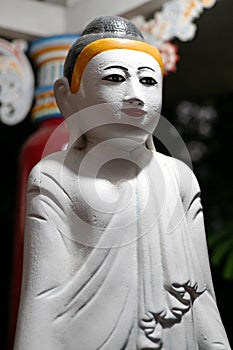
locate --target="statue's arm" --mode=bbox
[179,160,231,349]
[13,162,72,350]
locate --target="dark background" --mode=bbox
[1,0,233,348]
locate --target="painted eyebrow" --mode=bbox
[103,65,128,71]
[138,66,155,72]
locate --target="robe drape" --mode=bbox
[14,144,231,350]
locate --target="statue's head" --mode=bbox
[54,16,163,148]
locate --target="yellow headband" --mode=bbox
[70,38,163,93]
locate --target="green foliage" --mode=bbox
[208,221,233,280]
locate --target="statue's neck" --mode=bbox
[72,134,149,156]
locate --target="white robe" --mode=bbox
[14,143,231,350]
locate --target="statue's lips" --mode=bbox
[122,108,146,117]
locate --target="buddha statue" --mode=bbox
[13,16,231,350]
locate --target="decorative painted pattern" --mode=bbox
[131,0,216,74]
[29,34,79,122]
[0,38,34,125]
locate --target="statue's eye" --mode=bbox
[102,74,125,82]
[140,77,157,86]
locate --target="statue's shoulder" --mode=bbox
[153,151,200,197]
[28,150,65,179]
[153,151,195,176]
[27,147,85,193]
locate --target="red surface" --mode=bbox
[8,118,69,350]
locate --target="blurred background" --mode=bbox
[0,0,232,348]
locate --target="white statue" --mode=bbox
[14,16,231,350]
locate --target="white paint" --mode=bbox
[56,50,162,148]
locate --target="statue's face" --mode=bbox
[65,49,163,145]
[76,49,162,115]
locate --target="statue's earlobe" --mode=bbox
[54,77,72,118]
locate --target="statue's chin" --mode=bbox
[65,104,158,150]
[84,123,149,147]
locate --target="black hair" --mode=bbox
[64,16,144,85]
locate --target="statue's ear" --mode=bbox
[54,77,72,119]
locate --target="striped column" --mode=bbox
[29,34,79,122]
